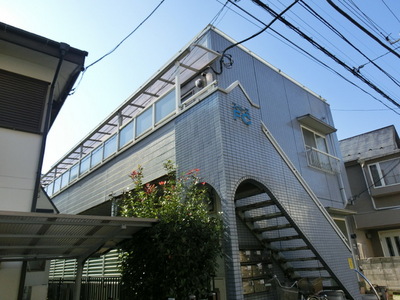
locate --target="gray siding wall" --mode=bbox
[52,123,176,214]
[208,30,349,208]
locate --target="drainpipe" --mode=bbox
[30,42,70,212]
[17,43,70,300]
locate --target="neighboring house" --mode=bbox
[42,26,361,300]
[340,125,400,291]
[0,23,156,300]
[0,21,87,300]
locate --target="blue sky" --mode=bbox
[1,0,399,172]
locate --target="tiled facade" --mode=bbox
[45,27,360,299]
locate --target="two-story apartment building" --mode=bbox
[42,26,361,300]
[340,125,400,291]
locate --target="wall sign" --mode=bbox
[232,103,251,125]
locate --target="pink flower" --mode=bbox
[129,170,138,179]
[201,182,206,185]
[159,181,166,185]
[186,168,200,175]
[144,183,156,194]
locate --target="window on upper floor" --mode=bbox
[368,158,400,187]
[301,126,339,173]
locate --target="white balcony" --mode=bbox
[305,146,340,173]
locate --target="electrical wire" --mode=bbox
[327,0,400,59]
[211,0,300,75]
[226,0,400,114]
[341,0,389,39]
[380,0,400,24]
[252,0,400,110]
[210,0,230,26]
[349,158,400,202]
[69,0,166,95]
[300,0,400,88]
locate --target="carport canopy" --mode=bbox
[0,210,157,262]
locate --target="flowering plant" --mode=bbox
[118,161,222,299]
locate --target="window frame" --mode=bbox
[368,157,400,188]
[301,126,329,154]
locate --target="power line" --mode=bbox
[326,0,400,60]
[85,0,166,70]
[349,158,400,203]
[380,0,400,24]
[70,0,166,95]
[211,0,300,75]
[226,0,400,114]
[300,0,400,88]
[252,0,400,110]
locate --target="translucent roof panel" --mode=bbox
[41,40,220,187]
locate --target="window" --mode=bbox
[302,127,339,173]
[302,127,328,152]
[155,89,175,123]
[369,158,400,187]
[379,230,400,257]
[119,121,134,148]
[70,164,79,182]
[136,108,153,137]
[53,176,62,194]
[91,146,103,168]
[104,135,117,159]
[46,182,54,197]
[80,155,90,174]
[60,171,70,189]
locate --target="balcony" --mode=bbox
[305,146,340,173]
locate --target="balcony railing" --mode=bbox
[305,146,340,173]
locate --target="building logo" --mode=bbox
[232,103,251,125]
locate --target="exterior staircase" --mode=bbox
[235,190,342,293]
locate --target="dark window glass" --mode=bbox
[386,237,395,256]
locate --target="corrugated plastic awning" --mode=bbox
[41,42,220,187]
[0,210,157,262]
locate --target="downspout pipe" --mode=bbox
[18,43,70,300]
[30,42,70,213]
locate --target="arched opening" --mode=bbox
[233,179,334,298]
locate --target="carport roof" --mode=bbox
[0,210,157,262]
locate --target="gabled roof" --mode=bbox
[0,22,88,128]
[339,125,400,162]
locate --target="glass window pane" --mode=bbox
[380,159,400,186]
[136,108,153,137]
[46,183,54,197]
[104,135,117,159]
[91,146,103,167]
[80,155,90,174]
[155,89,175,123]
[369,164,382,187]
[53,177,62,194]
[119,121,134,148]
[386,237,395,256]
[70,164,79,181]
[302,128,316,148]
[60,171,70,189]
[315,134,328,153]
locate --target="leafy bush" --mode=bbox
[119,161,223,299]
